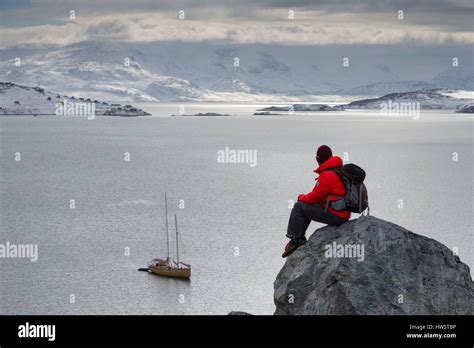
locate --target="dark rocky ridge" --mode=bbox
[456,104,474,113]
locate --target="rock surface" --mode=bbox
[274,216,473,315]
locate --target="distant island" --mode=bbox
[170,112,231,117]
[254,89,473,116]
[256,104,345,112]
[253,111,286,116]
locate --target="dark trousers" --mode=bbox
[286,201,347,241]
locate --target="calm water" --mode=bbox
[0,106,472,314]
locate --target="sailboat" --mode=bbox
[147,193,191,279]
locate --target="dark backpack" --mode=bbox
[326,163,369,214]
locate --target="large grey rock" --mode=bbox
[274,216,474,315]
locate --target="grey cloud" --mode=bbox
[0,0,472,47]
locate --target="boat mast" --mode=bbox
[165,192,170,260]
[175,214,179,266]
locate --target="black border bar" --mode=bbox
[0,315,472,346]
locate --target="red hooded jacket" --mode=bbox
[297,156,351,220]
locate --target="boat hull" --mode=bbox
[148,265,191,279]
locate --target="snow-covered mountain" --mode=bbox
[0,41,472,102]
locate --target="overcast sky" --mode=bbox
[0,0,472,47]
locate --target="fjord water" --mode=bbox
[0,106,472,314]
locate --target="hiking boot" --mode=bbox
[282,237,307,258]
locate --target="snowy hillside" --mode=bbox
[0,41,472,102]
[0,82,150,116]
[346,90,473,110]
[337,81,440,96]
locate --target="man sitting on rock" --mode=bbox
[283,145,351,258]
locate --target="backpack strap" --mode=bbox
[324,169,344,213]
[324,193,345,212]
[324,194,330,212]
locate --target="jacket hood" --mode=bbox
[314,155,343,174]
